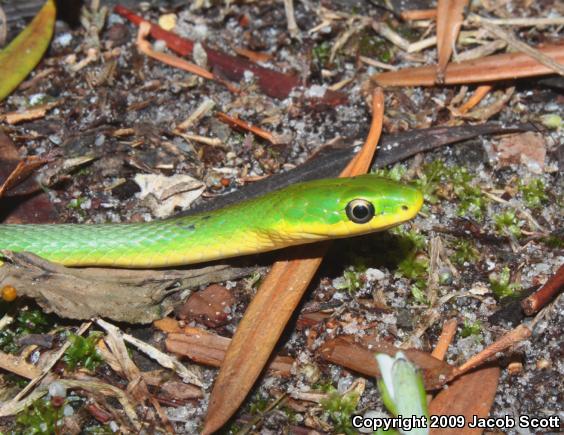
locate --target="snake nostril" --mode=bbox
[401,205,409,211]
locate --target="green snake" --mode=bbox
[0,174,423,268]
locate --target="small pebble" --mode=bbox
[158,13,177,31]
[507,361,523,375]
[49,381,67,399]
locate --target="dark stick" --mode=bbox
[185,122,536,215]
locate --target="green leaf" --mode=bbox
[0,0,56,102]
[375,352,429,435]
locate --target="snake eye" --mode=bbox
[345,199,375,224]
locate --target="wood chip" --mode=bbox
[165,328,294,377]
[318,335,454,389]
[176,284,235,327]
[429,366,501,435]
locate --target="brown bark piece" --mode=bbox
[0,351,41,379]
[0,252,255,323]
[318,336,454,390]
[176,284,235,327]
[165,330,293,377]
[429,366,501,435]
[161,380,204,400]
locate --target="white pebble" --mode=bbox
[48,381,67,399]
[365,268,386,281]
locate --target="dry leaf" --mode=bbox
[492,132,546,173]
[0,0,56,101]
[134,173,204,218]
[436,0,468,82]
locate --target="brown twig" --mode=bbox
[283,0,300,38]
[232,47,272,63]
[0,351,41,379]
[470,16,564,76]
[455,324,531,376]
[521,264,564,316]
[0,101,60,124]
[114,5,303,100]
[400,9,437,21]
[457,84,493,114]
[135,22,239,94]
[431,318,458,360]
[216,112,280,144]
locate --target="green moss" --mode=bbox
[226,423,242,434]
[377,159,487,218]
[83,426,115,434]
[540,114,561,129]
[0,329,18,354]
[16,397,63,435]
[540,234,564,249]
[489,266,521,299]
[412,159,487,219]
[451,239,479,266]
[388,228,429,303]
[519,179,548,210]
[0,308,51,354]
[320,387,360,435]
[67,197,86,210]
[414,160,449,204]
[248,395,269,415]
[5,373,29,389]
[281,405,299,424]
[313,41,331,67]
[456,184,487,220]
[342,268,364,293]
[393,228,427,279]
[391,227,426,251]
[494,210,522,238]
[461,320,482,338]
[63,331,103,371]
[373,163,407,182]
[397,254,428,281]
[410,282,428,305]
[17,310,50,332]
[75,167,91,177]
[357,32,391,62]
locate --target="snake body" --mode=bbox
[0,174,423,268]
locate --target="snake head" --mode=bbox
[272,174,424,240]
